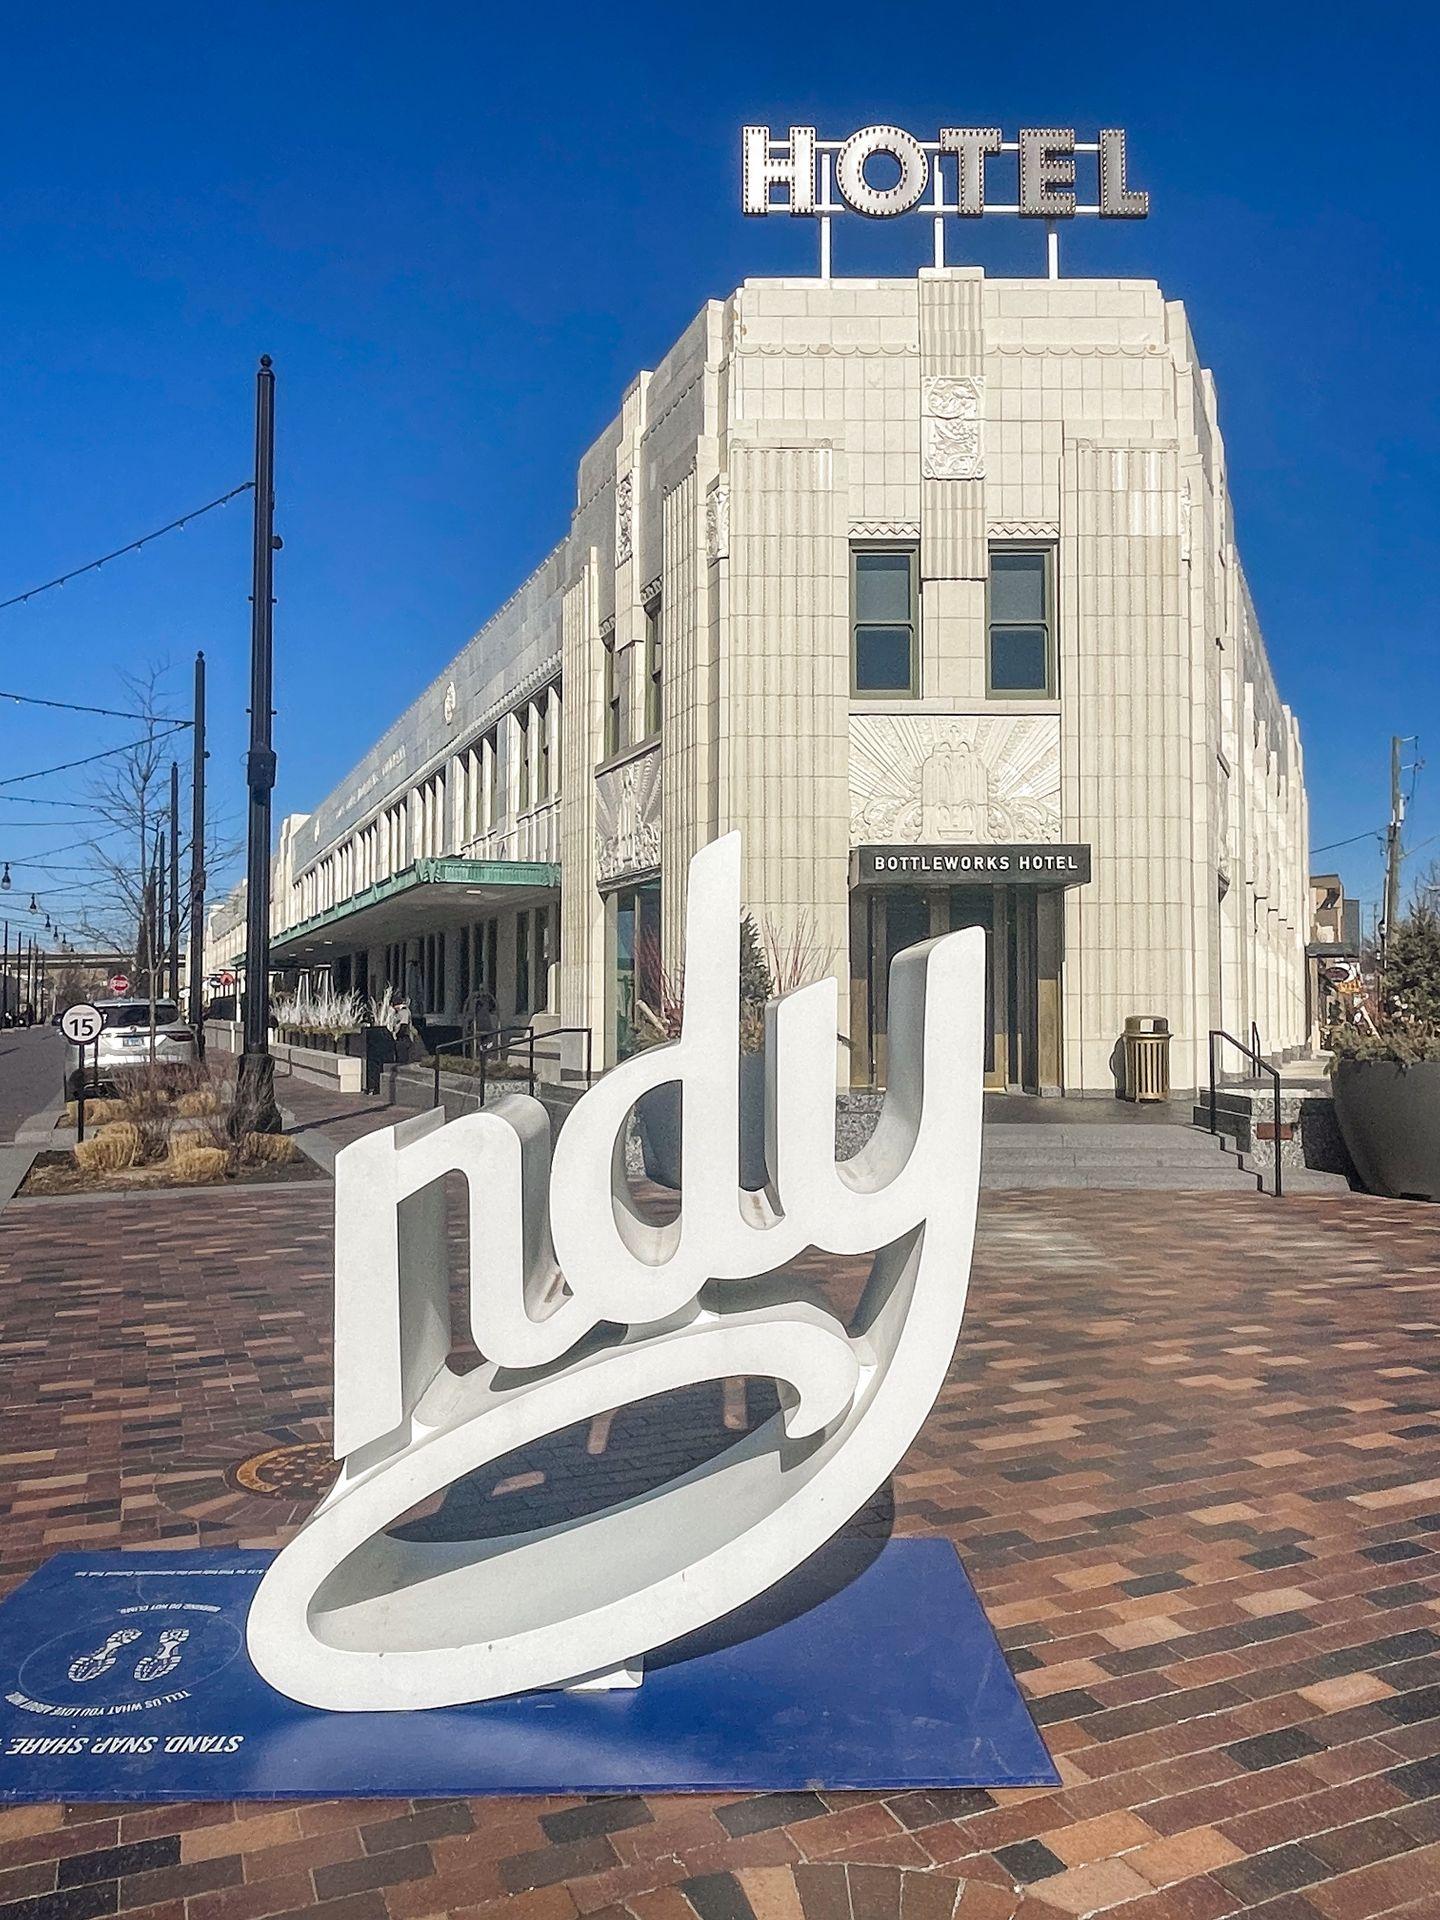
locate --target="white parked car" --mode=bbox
[65,999,199,1098]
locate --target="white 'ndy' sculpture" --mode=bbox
[247,833,984,1711]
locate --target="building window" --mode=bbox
[517,709,532,814]
[537,697,552,801]
[484,728,499,829]
[515,913,532,1018]
[852,547,918,696]
[988,549,1054,696]
[644,597,662,738]
[535,904,552,1009]
[608,879,662,1061]
[603,631,622,757]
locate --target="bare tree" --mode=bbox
[73,663,177,981]
[73,662,237,990]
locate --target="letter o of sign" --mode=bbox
[835,125,929,218]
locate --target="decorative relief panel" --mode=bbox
[921,375,984,481]
[849,714,1060,847]
[615,472,634,567]
[595,745,661,884]
[705,481,730,563]
[987,520,1059,541]
[850,520,920,541]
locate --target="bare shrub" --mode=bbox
[167,1145,229,1184]
[64,1098,126,1127]
[176,1088,223,1118]
[116,1090,174,1164]
[112,1061,209,1104]
[239,1131,300,1166]
[74,1125,141,1173]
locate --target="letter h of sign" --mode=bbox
[742,127,817,214]
[247,833,986,1712]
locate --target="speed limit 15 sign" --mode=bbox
[60,1004,104,1046]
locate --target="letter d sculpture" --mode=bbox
[247,833,985,1710]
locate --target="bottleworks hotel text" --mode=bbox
[242,128,1310,1097]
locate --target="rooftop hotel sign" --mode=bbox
[742,125,1148,276]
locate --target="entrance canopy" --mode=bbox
[264,857,560,970]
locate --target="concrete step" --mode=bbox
[980,1126,1243,1163]
[981,1164,1261,1191]
[975,1119,1269,1191]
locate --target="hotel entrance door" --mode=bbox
[851,884,1063,1093]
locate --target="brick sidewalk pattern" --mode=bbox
[0,1166,1437,1918]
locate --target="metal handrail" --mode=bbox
[431,1025,534,1107]
[430,1023,596,1110]
[1207,1028,1283,1198]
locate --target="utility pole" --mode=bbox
[188,651,207,1050]
[1381,733,1416,979]
[237,354,281,1132]
[168,761,181,1002]
[155,829,166,1000]
[150,826,163,1055]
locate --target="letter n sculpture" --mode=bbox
[247,833,985,1710]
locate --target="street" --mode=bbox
[0,1023,61,1141]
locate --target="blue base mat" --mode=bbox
[0,1538,1057,1799]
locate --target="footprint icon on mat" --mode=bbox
[68,1628,141,1683]
[133,1628,189,1682]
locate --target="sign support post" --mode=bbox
[60,1004,105,1144]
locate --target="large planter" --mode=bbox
[636,1053,768,1192]
[1332,1058,1440,1201]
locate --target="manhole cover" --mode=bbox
[226,1443,339,1501]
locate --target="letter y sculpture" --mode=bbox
[247,833,985,1710]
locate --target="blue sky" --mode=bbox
[0,2,1433,935]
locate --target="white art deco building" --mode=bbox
[250,266,1309,1096]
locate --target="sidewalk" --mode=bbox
[276,1063,412,1169]
[0,1164,1436,1916]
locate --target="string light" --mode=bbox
[0,483,253,614]
[0,723,189,789]
[0,689,192,725]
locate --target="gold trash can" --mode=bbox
[1122,1015,1171,1102]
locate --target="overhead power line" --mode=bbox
[1312,829,1386,855]
[0,689,191,725]
[0,723,189,789]
[0,481,254,613]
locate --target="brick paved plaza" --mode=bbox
[0,1145,1438,1919]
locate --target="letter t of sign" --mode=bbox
[938,128,1002,215]
[742,127,817,215]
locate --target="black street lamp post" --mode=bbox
[237,355,281,1132]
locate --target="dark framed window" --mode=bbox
[535,905,552,1008]
[987,548,1054,696]
[852,547,918,696]
[537,699,551,800]
[603,631,622,757]
[484,727,499,827]
[609,878,662,1061]
[515,913,532,1017]
[643,597,663,738]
